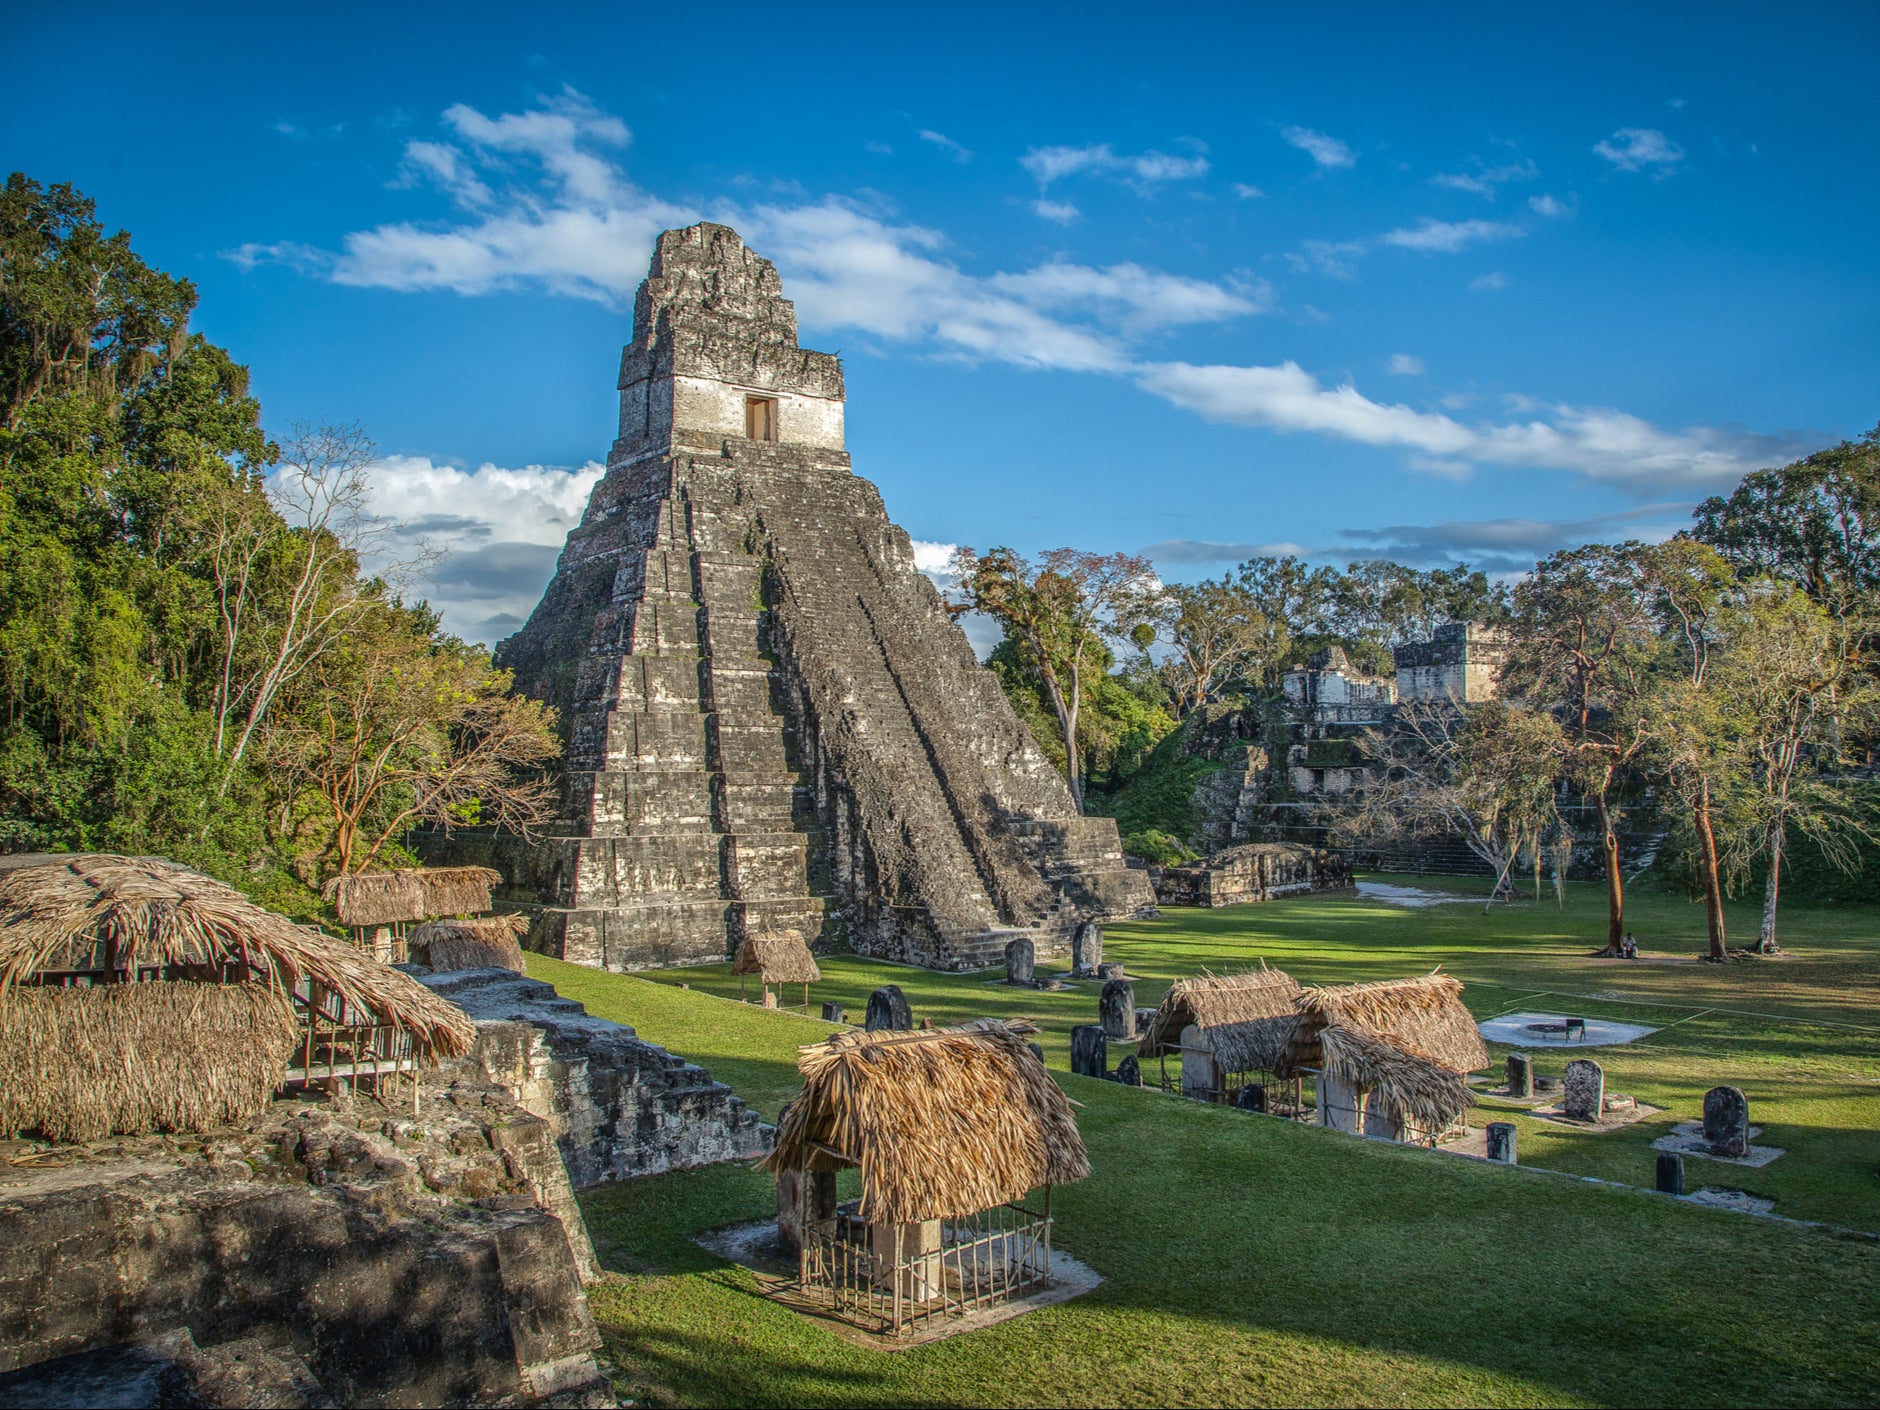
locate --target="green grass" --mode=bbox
[528,876,1880,1407]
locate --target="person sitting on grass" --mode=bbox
[1621,933,1639,960]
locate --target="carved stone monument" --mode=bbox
[820,1000,844,1023]
[1114,1054,1142,1087]
[1069,1024,1108,1079]
[1563,1058,1604,1122]
[1005,937,1035,987]
[1069,921,1103,978]
[1655,1151,1685,1195]
[1485,1121,1517,1164]
[864,985,912,1033]
[1703,1085,1750,1158]
[463,223,1151,973]
[1100,979,1136,1041]
[1506,1052,1533,1099]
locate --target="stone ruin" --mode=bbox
[432,223,1151,973]
[1150,841,1353,908]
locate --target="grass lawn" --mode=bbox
[528,876,1880,1407]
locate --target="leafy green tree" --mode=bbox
[954,546,1157,810]
[1501,543,1656,953]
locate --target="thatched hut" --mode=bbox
[1136,967,1301,1102]
[413,866,502,919]
[760,1018,1088,1334]
[731,928,820,1007]
[1274,973,1488,1144]
[409,914,529,974]
[0,855,475,1139]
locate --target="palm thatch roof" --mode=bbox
[760,1018,1089,1224]
[1136,966,1302,1073]
[322,871,424,927]
[411,916,528,974]
[0,982,299,1142]
[0,855,474,1062]
[1316,1022,1475,1134]
[320,866,502,927]
[413,866,501,918]
[1277,972,1489,1077]
[731,929,821,984]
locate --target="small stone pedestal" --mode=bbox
[1506,1052,1533,1098]
[1703,1086,1749,1158]
[1005,938,1035,986]
[1096,962,1125,981]
[1070,1024,1108,1079]
[865,985,912,1032]
[1236,1083,1266,1113]
[1115,1054,1142,1087]
[1563,1058,1604,1122]
[821,1001,845,1023]
[1100,980,1136,1040]
[1485,1122,1517,1164]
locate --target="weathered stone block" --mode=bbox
[1563,1059,1604,1122]
[1069,1025,1107,1080]
[1703,1085,1749,1157]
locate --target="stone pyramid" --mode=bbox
[476,223,1153,971]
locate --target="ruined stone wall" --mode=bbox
[0,1077,607,1407]
[483,223,1151,972]
[1393,622,1507,704]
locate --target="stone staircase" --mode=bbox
[418,966,772,1186]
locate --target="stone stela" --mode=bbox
[452,223,1151,973]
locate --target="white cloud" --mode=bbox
[986,261,1268,333]
[1381,217,1524,254]
[1232,183,1265,200]
[1431,159,1537,198]
[1470,271,1510,291]
[1594,127,1684,172]
[395,140,492,206]
[1032,198,1081,225]
[1281,126,1356,169]
[1528,193,1569,218]
[355,455,604,644]
[1135,361,1809,494]
[864,140,893,155]
[1019,143,1209,188]
[1387,353,1426,376]
[918,129,973,162]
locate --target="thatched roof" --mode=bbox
[1277,972,1489,1078]
[320,866,502,927]
[730,929,821,984]
[760,1018,1089,1224]
[0,981,298,1143]
[411,916,528,974]
[413,866,501,918]
[1317,1022,1474,1134]
[0,855,474,1062]
[322,871,424,927]
[1137,966,1302,1073]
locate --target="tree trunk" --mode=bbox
[1596,790,1625,955]
[1694,782,1727,960]
[1759,822,1784,954]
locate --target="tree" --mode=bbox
[1336,700,1568,912]
[953,546,1156,810]
[1232,555,1337,684]
[1324,559,1507,668]
[1710,584,1878,952]
[1150,575,1268,717]
[1501,543,1656,953]
[1637,540,1740,961]
[258,605,559,875]
[1692,426,1880,612]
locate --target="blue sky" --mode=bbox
[7,2,1878,643]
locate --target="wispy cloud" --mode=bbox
[1135,361,1810,495]
[1338,503,1691,571]
[1232,183,1266,200]
[1387,353,1426,376]
[1469,271,1510,291]
[1281,126,1356,169]
[1019,142,1210,189]
[1527,193,1570,218]
[918,129,973,162]
[1431,158,1537,199]
[1381,217,1524,254]
[1032,198,1081,225]
[1140,538,1311,566]
[1594,127,1684,173]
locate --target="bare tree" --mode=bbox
[1335,701,1569,913]
[1151,576,1269,717]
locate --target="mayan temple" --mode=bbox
[467,222,1153,973]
